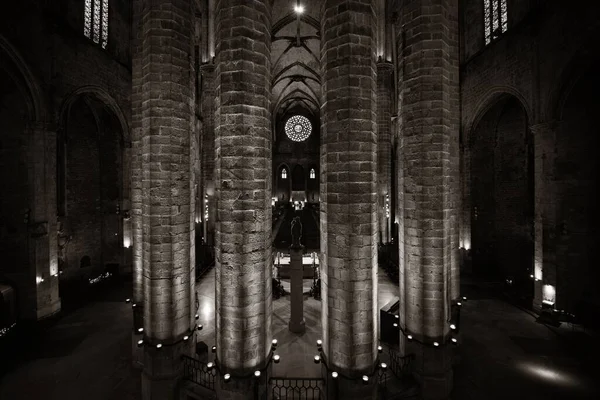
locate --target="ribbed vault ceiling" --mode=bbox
[271,0,321,122]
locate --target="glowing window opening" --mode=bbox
[484,0,507,45]
[309,168,315,179]
[84,0,109,49]
[285,115,312,142]
[281,169,288,179]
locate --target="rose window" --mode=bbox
[285,115,312,142]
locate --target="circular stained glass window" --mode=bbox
[285,115,312,142]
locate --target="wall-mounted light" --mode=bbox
[294,4,304,14]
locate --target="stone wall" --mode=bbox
[461,0,600,310]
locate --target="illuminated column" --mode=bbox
[531,121,559,311]
[396,0,459,398]
[131,0,143,308]
[214,0,273,398]
[321,0,378,398]
[200,63,216,246]
[131,0,144,368]
[28,123,61,320]
[288,245,305,333]
[137,0,196,398]
[377,61,393,244]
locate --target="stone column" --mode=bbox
[396,0,460,399]
[531,121,559,311]
[320,1,378,398]
[377,61,393,244]
[131,0,144,368]
[27,123,61,320]
[288,245,305,333]
[137,0,196,398]
[200,63,216,246]
[214,1,272,398]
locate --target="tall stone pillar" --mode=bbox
[200,63,216,246]
[320,1,378,398]
[377,61,393,244]
[396,0,460,399]
[136,0,196,398]
[131,0,144,368]
[531,121,559,311]
[27,123,61,320]
[214,1,273,398]
[288,245,306,333]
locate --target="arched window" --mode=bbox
[309,168,315,179]
[84,0,109,49]
[281,169,287,179]
[484,0,507,45]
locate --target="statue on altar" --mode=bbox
[291,216,302,247]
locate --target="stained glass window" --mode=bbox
[484,0,507,45]
[281,169,288,179]
[285,115,312,142]
[84,0,109,49]
[309,169,315,179]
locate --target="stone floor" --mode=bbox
[1,271,599,399]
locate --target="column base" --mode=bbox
[36,298,61,320]
[215,377,265,400]
[288,318,306,333]
[326,376,377,400]
[403,339,454,400]
[132,333,144,369]
[215,362,272,400]
[141,339,194,400]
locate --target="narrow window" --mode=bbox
[84,0,109,49]
[484,0,507,45]
[309,168,315,179]
[281,169,288,179]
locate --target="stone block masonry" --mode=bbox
[395,0,460,398]
[320,1,379,397]
[135,0,197,397]
[214,1,273,398]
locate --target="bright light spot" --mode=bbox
[362,375,369,382]
[254,370,261,377]
[331,371,338,378]
[518,363,581,387]
[543,284,556,304]
[123,237,131,248]
[294,5,304,14]
[202,302,212,319]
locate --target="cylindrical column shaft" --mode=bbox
[289,245,306,333]
[137,0,196,397]
[377,61,393,244]
[200,64,216,246]
[396,0,459,398]
[131,0,143,308]
[320,2,378,396]
[214,1,273,391]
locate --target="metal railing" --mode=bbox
[182,355,217,391]
[270,377,324,400]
